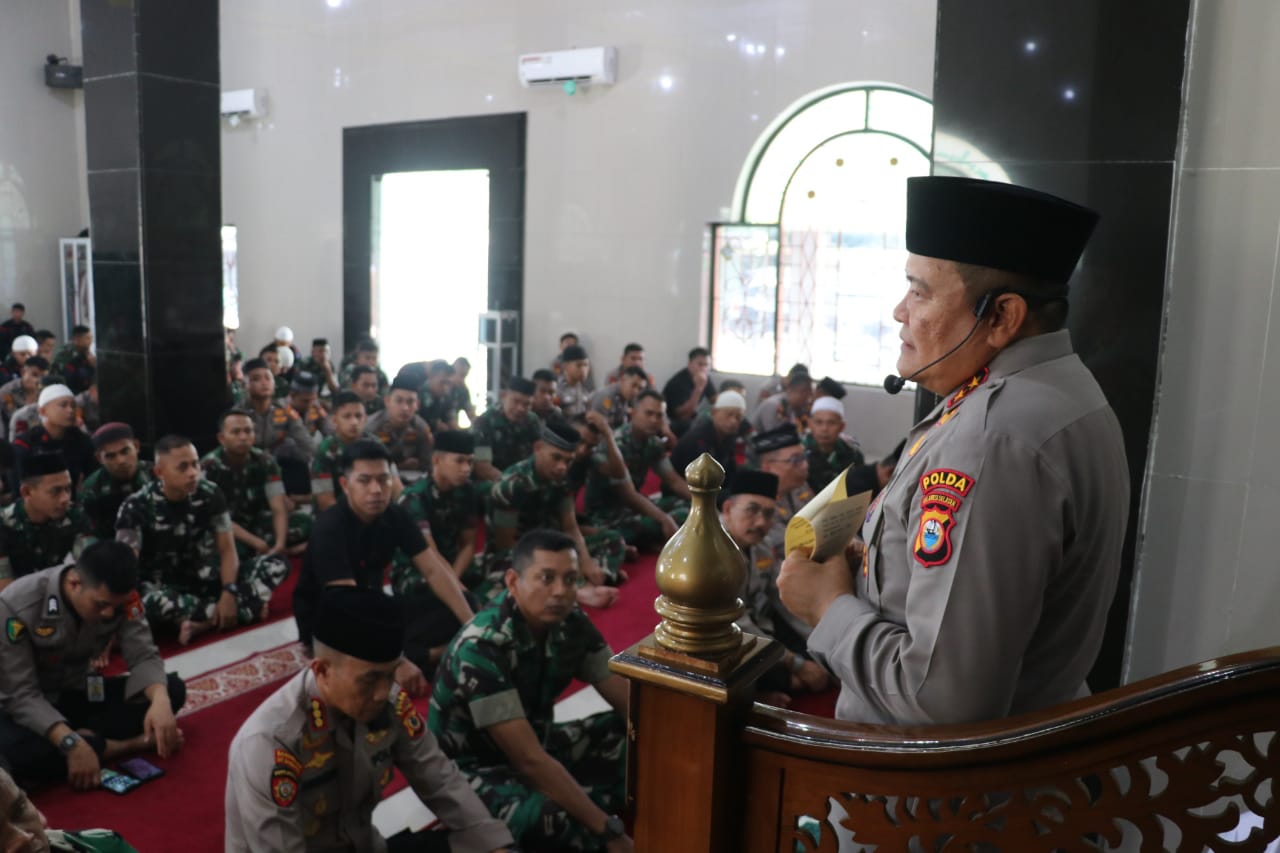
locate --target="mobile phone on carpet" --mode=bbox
[119,758,164,781]
[99,769,142,795]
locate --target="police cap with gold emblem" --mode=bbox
[313,587,403,664]
[905,176,1100,284]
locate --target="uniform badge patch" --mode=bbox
[379,766,394,787]
[365,729,389,745]
[914,503,956,568]
[125,591,143,622]
[5,618,25,644]
[919,468,976,498]
[273,748,303,777]
[46,596,60,616]
[271,772,298,808]
[33,625,56,638]
[303,750,334,770]
[395,691,425,740]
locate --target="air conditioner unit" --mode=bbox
[518,47,617,88]
[220,88,267,121]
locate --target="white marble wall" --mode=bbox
[1126,0,1280,680]
[218,0,936,453]
[0,0,87,332]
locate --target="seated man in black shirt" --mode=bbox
[662,347,717,436]
[294,439,474,696]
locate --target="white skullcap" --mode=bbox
[811,396,845,418]
[277,345,295,370]
[38,384,73,408]
[275,326,294,343]
[11,335,36,353]
[713,390,747,412]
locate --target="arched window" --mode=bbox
[709,84,934,385]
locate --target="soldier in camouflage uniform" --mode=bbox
[450,357,477,423]
[583,391,690,549]
[49,326,95,395]
[309,391,403,514]
[531,369,563,425]
[200,409,311,562]
[366,376,433,474]
[0,455,92,589]
[472,377,543,482]
[79,423,152,540]
[412,359,458,433]
[338,338,389,394]
[257,345,291,400]
[587,365,647,430]
[803,396,864,493]
[115,436,288,645]
[753,424,816,563]
[390,430,486,673]
[484,422,624,608]
[430,529,631,851]
[348,364,386,416]
[295,337,339,399]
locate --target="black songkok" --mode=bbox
[313,587,403,663]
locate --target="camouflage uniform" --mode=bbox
[292,401,330,440]
[361,395,385,417]
[0,502,93,583]
[200,447,311,559]
[587,385,632,430]
[583,424,689,547]
[365,410,433,469]
[448,383,474,415]
[272,373,291,400]
[803,432,865,493]
[417,386,457,431]
[485,458,625,590]
[429,591,625,851]
[310,434,404,500]
[50,344,95,394]
[114,480,288,629]
[391,476,483,595]
[75,388,100,431]
[228,378,247,407]
[79,461,153,540]
[472,408,543,473]
[555,378,591,419]
[765,482,815,563]
[339,362,389,394]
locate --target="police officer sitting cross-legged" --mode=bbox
[226,586,513,853]
[294,440,473,698]
[778,176,1129,725]
[430,529,632,853]
[0,540,185,790]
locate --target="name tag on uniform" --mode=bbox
[87,674,105,703]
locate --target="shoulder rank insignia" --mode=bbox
[5,618,25,644]
[309,697,328,731]
[913,468,977,569]
[947,368,990,409]
[46,596,60,616]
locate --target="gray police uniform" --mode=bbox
[0,566,172,781]
[765,484,814,564]
[736,542,811,652]
[250,402,316,464]
[225,668,512,853]
[807,331,1129,725]
[587,385,630,430]
[365,410,433,470]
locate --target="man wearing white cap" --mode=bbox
[271,325,300,363]
[670,389,746,480]
[12,385,96,494]
[803,396,865,493]
[0,335,37,386]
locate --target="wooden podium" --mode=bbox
[608,454,782,852]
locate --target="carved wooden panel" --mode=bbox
[782,731,1279,852]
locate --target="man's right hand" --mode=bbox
[66,740,100,791]
[795,660,831,692]
[606,835,635,853]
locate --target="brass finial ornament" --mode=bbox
[652,453,747,657]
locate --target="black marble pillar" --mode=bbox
[929,1,1191,689]
[81,0,224,450]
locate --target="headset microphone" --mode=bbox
[882,290,999,396]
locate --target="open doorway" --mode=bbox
[372,169,490,416]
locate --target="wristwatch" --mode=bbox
[599,815,625,841]
[222,582,241,596]
[58,731,82,754]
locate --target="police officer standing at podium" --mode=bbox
[779,176,1129,727]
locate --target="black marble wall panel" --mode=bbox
[930,0,1191,689]
[342,113,527,359]
[81,0,224,451]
